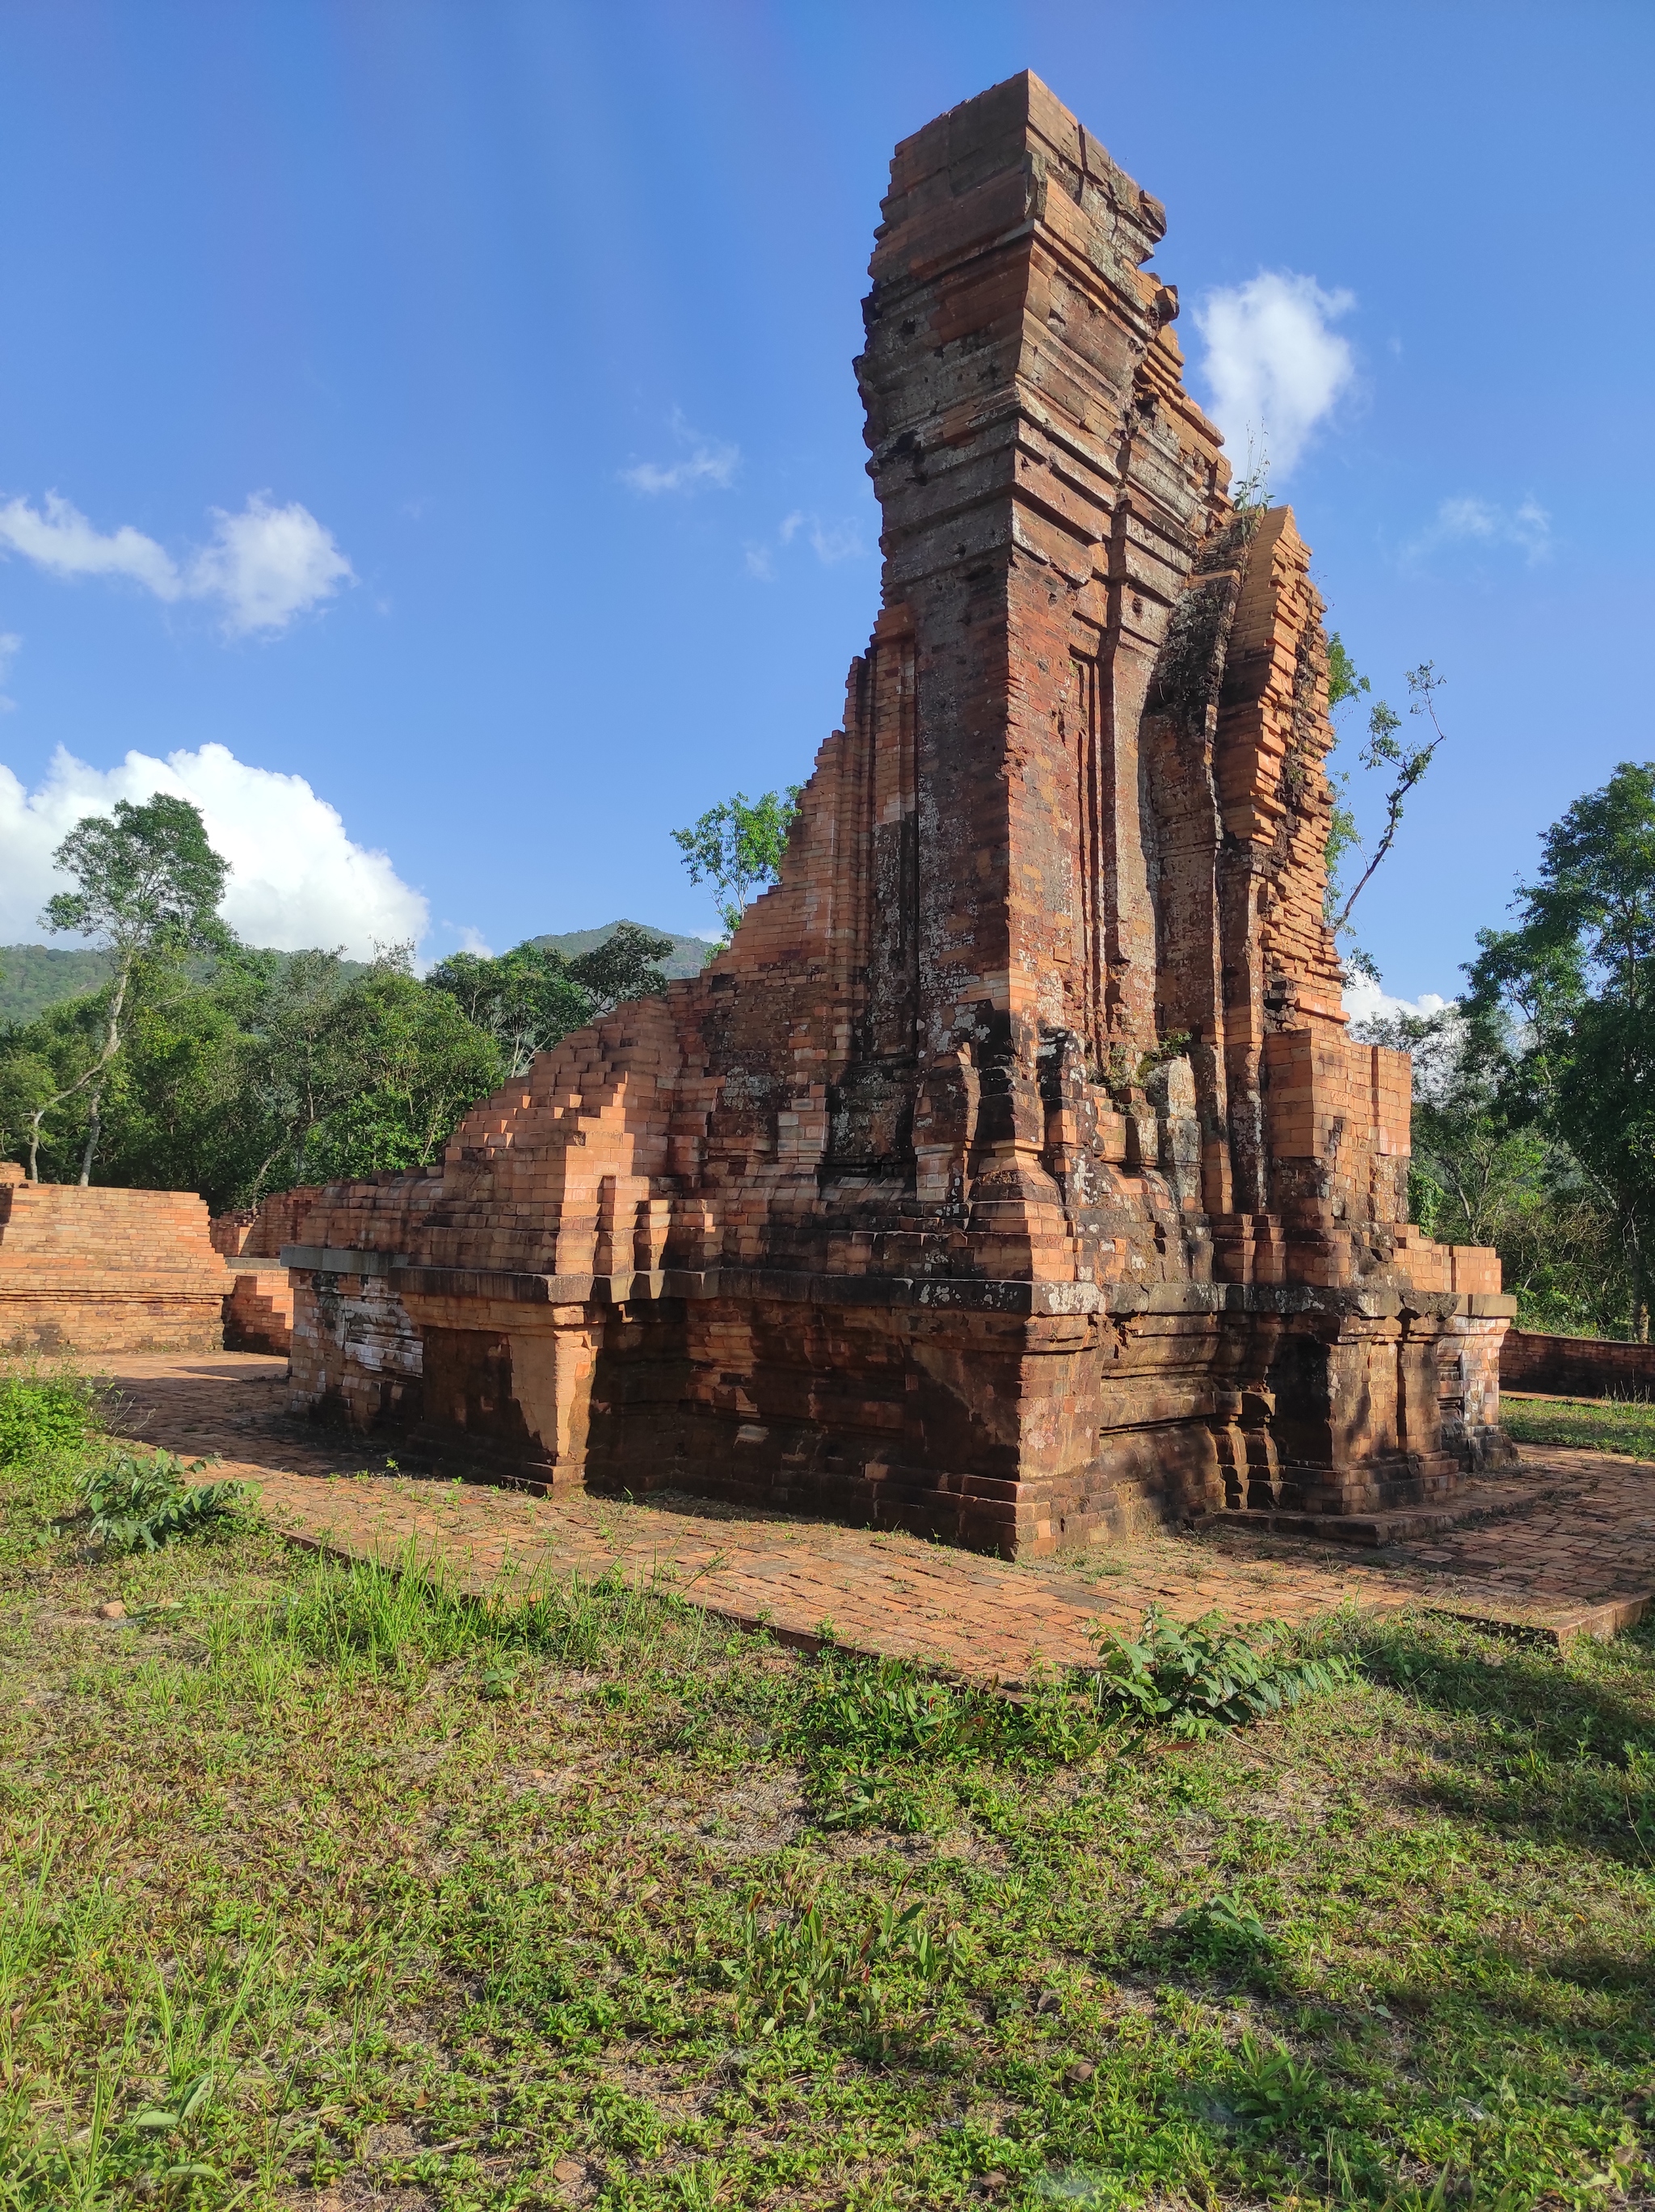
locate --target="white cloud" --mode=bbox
[1404,495,1551,567]
[1343,976,1451,1027]
[0,488,354,636]
[745,509,867,582]
[451,924,495,957]
[185,495,355,634]
[0,633,19,713]
[1195,271,1356,479]
[621,411,739,495]
[0,741,427,958]
[807,516,865,563]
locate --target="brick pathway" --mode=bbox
[46,1352,1655,1678]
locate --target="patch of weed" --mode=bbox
[74,1449,255,1554]
[1087,1603,1356,1738]
[0,1371,98,1466]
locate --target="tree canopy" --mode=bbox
[29,796,234,1184]
[672,787,802,943]
[1463,760,1655,1340]
[1,848,673,1208]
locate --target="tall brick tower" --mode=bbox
[285,74,1515,1554]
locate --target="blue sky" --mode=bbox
[0,1,1649,1009]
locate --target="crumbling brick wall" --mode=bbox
[212,1187,322,1355]
[284,72,1514,1550]
[0,1164,228,1355]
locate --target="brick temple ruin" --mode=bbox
[213,1188,321,1355]
[285,72,1514,1555]
[0,1165,228,1354]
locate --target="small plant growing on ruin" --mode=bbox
[1086,1606,1354,1738]
[74,1448,252,1554]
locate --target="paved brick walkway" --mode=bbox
[46,1352,1655,1678]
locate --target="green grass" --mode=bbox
[1502,1393,1655,1460]
[2,1429,1653,2210]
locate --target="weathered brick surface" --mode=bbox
[213,1188,322,1355]
[1502,1330,1655,1399]
[286,73,1513,1553]
[0,1163,227,1353]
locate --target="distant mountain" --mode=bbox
[0,921,715,1028]
[528,920,714,980]
[0,946,113,1026]
[0,943,372,1029]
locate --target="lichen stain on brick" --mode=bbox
[284,72,1515,1556]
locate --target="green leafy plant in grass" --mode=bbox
[1087,1605,1354,1738]
[1224,2032,1333,2134]
[274,1550,683,1683]
[0,1372,97,1464]
[1172,1893,1275,1972]
[721,1889,950,2043]
[784,1650,1113,1829]
[74,1449,251,1554]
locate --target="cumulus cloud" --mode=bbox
[745,508,868,581]
[0,488,354,636]
[1195,271,1356,478]
[0,742,427,958]
[621,410,739,495]
[186,495,356,634]
[1404,495,1551,568]
[1343,975,1451,1027]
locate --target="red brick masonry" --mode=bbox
[1501,1329,1655,1401]
[213,1190,320,1357]
[0,1165,227,1355]
[83,1354,1655,1667]
[283,73,1513,1557]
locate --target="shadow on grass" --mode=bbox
[1351,1612,1655,1868]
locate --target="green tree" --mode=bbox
[1351,1002,1630,1335]
[0,994,109,1183]
[36,795,231,1184]
[672,787,802,944]
[289,951,505,1182]
[88,946,276,1207]
[427,924,672,1078]
[1464,761,1655,1341]
[426,943,593,1077]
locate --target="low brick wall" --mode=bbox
[1501,1329,1655,1400]
[0,1165,229,1355]
[210,1190,320,1356]
[222,1266,297,1356]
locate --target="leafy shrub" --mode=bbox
[1172,1894,1275,1972]
[1223,2032,1333,2133]
[0,1374,96,1465]
[1088,1606,1354,1738]
[74,1450,252,1553]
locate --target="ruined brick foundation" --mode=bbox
[286,72,1514,1556]
[0,1164,228,1355]
[213,1188,319,1357]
